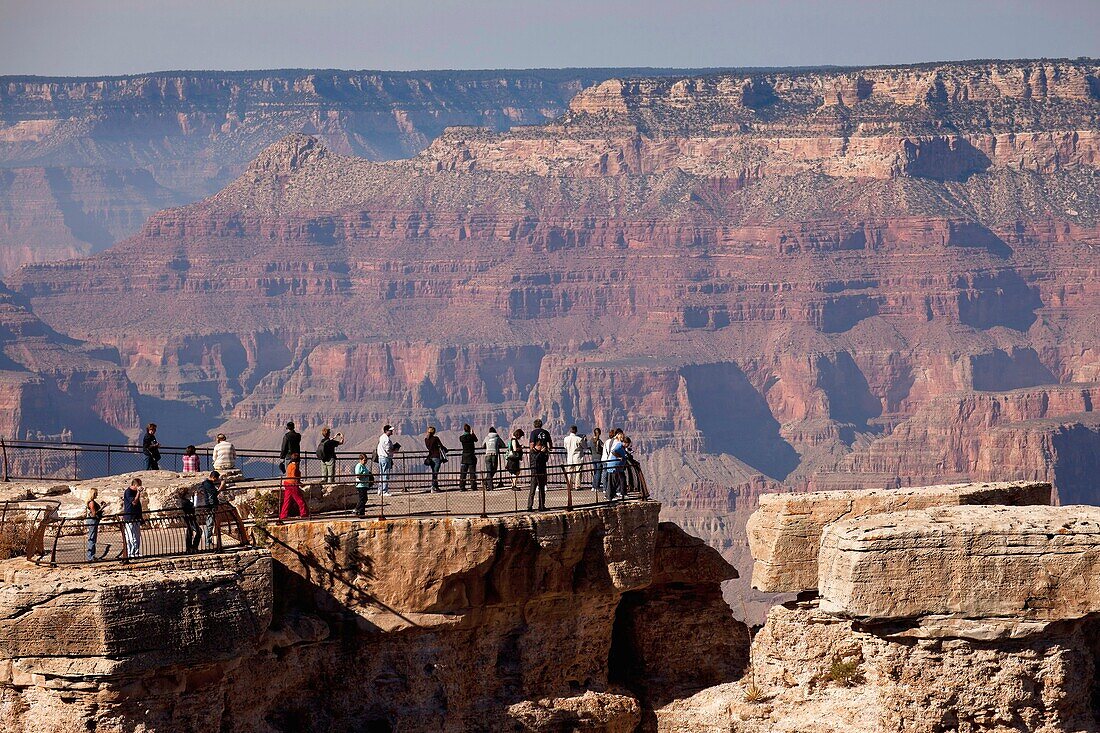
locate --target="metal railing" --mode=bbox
[234,456,649,521]
[28,504,251,565]
[0,437,592,483]
[10,438,649,566]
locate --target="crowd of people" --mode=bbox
[273,419,639,519]
[83,419,639,559]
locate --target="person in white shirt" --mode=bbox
[562,425,585,491]
[376,425,395,496]
[212,434,236,471]
[483,427,505,489]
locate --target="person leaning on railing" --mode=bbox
[483,427,504,489]
[182,445,200,473]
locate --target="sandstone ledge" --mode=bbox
[747,481,1051,593]
[819,504,1100,621]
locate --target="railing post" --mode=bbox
[1,439,8,482]
[378,480,386,521]
[106,444,111,475]
[214,508,223,552]
[566,464,573,511]
[480,473,488,518]
[72,446,78,481]
[121,517,129,563]
[49,517,63,566]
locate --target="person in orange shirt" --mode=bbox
[279,452,309,520]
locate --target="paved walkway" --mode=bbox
[41,484,642,564]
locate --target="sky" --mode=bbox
[1,0,1098,77]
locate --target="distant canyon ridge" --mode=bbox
[1,60,1099,607]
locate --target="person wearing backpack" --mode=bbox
[317,427,344,484]
[483,427,505,489]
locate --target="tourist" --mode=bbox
[122,478,144,558]
[84,488,103,562]
[212,434,236,471]
[354,452,374,515]
[179,487,200,554]
[604,429,627,501]
[483,427,504,489]
[562,425,585,491]
[142,423,160,471]
[182,445,200,473]
[198,470,224,549]
[316,427,344,484]
[279,452,309,520]
[506,428,525,490]
[458,424,478,491]
[590,427,604,494]
[279,421,301,473]
[622,435,638,493]
[423,426,447,492]
[527,440,550,511]
[529,418,552,450]
[376,425,396,495]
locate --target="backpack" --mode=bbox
[316,441,326,461]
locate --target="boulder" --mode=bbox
[819,504,1100,621]
[747,481,1051,593]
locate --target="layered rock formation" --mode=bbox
[3,59,1100,609]
[0,68,704,273]
[0,503,747,731]
[659,483,1100,732]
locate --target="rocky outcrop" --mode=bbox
[819,504,1100,621]
[747,481,1051,592]
[658,484,1100,732]
[0,503,747,732]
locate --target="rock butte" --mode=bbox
[747,480,1051,592]
[649,483,1100,732]
[0,59,1099,614]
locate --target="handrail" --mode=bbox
[0,436,608,483]
[22,456,649,565]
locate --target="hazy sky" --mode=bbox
[1,0,1098,76]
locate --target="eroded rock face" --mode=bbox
[0,503,744,732]
[609,522,748,706]
[747,481,1051,593]
[819,504,1100,621]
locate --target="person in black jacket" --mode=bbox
[179,489,201,554]
[527,440,550,511]
[142,423,160,471]
[198,470,224,550]
[280,422,301,473]
[458,424,479,491]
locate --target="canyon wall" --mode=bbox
[0,504,747,732]
[0,68,703,274]
[2,60,1099,606]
